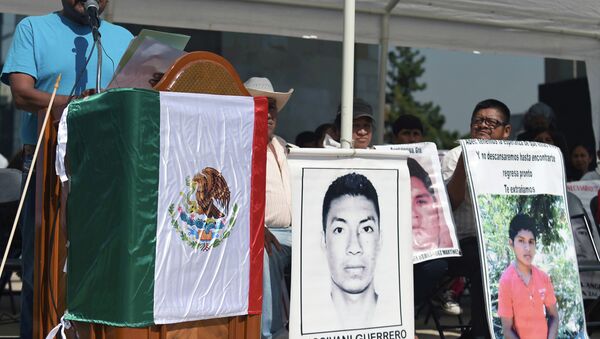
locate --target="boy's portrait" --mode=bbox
[477,194,586,338]
[298,168,404,334]
[497,214,558,339]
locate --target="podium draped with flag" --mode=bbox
[37,88,267,337]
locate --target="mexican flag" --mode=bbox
[61,89,267,326]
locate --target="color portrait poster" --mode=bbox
[376,142,460,263]
[566,180,600,229]
[288,148,413,339]
[461,139,587,339]
[566,180,600,299]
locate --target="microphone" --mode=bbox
[83,0,100,41]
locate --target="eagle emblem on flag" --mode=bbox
[168,167,239,251]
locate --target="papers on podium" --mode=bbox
[108,29,190,89]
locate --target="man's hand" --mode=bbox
[79,88,97,98]
[546,302,559,339]
[49,103,67,124]
[500,317,520,339]
[264,227,282,256]
[149,72,164,87]
[49,88,98,123]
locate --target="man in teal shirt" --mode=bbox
[1,1,132,337]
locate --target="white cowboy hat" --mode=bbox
[244,77,294,112]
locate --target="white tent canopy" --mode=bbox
[1,0,599,141]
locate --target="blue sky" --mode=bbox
[413,48,545,135]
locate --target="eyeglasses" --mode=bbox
[470,116,507,129]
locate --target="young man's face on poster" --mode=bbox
[572,220,597,261]
[410,176,440,248]
[509,229,536,267]
[322,194,381,294]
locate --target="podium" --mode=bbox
[34,53,265,339]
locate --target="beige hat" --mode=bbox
[244,77,294,112]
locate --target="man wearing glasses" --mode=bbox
[441,99,511,339]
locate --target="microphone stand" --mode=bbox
[89,7,102,93]
[95,36,102,93]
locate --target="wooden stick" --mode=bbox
[0,74,62,280]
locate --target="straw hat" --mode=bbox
[244,77,294,112]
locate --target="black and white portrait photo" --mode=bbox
[299,168,405,335]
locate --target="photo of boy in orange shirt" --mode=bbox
[498,214,559,339]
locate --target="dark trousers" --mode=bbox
[446,236,489,338]
[414,259,448,306]
[20,147,34,339]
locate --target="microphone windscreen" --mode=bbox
[84,0,100,10]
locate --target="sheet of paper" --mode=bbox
[107,37,185,89]
[115,29,190,75]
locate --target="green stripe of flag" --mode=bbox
[65,88,160,326]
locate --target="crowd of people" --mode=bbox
[0,1,596,339]
[293,99,600,185]
[262,92,593,339]
[292,99,425,150]
[515,101,597,182]
[259,87,533,339]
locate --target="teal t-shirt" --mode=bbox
[1,12,133,145]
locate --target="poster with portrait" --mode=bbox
[376,142,460,263]
[566,180,600,229]
[566,180,600,299]
[288,148,413,339]
[462,139,587,339]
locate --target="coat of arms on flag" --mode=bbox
[169,167,240,251]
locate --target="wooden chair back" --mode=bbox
[154,51,250,96]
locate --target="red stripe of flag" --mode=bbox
[248,96,268,314]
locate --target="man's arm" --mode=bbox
[9,73,70,114]
[546,303,559,339]
[500,317,520,339]
[446,153,466,210]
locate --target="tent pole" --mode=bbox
[340,0,355,149]
[375,0,399,144]
[376,13,390,144]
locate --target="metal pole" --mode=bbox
[376,13,390,144]
[340,0,355,149]
[374,0,400,144]
[96,38,102,93]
